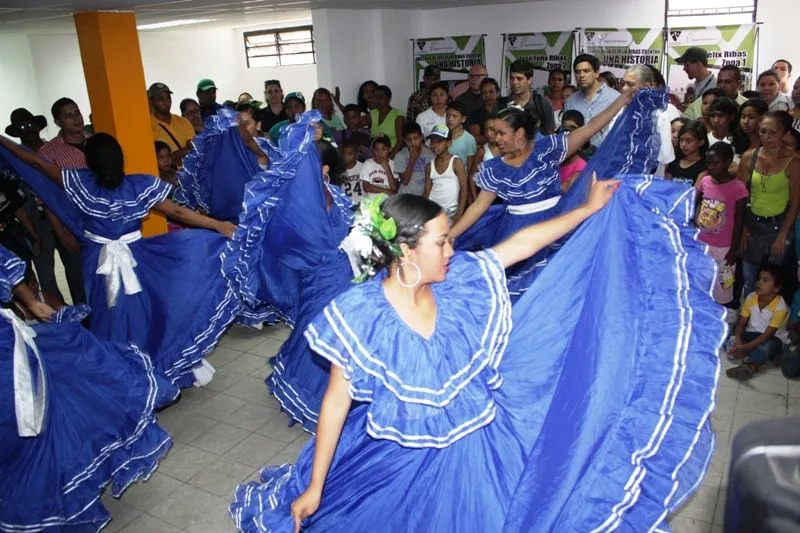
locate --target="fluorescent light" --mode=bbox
[137,19,216,30]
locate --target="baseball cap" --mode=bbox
[284,92,305,105]
[196,78,217,92]
[147,82,172,98]
[427,124,450,140]
[424,65,441,78]
[675,47,709,65]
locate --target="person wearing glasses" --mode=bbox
[455,64,489,114]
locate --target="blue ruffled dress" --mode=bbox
[229,171,723,531]
[0,246,175,532]
[0,147,247,388]
[221,111,354,430]
[457,91,665,299]
[175,108,266,222]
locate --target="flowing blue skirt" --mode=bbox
[81,229,243,388]
[456,90,667,300]
[229,176,723,532]
[175,109,263,222]
[220,111,354,432]
[265,252,353,430]
[0,309,174,532]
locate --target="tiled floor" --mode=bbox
[94,323,799,533]
[103,324,310,533]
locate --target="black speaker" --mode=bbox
[724,416,800,533]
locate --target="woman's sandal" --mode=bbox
[725,363,758,380]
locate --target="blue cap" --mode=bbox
[427,124,450,140]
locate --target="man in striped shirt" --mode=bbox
[39,98,89,169]
[36,97,87,305]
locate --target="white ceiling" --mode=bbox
[0,0,531,34]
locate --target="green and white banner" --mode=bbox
[666,24,758,98]
[501,31,575,91]
[578,28,665,78]
[412,35,486,89]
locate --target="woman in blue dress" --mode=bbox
[223,117,355,430]
[0,133,245,388]
[0,245,175,531]
[229,167,722,532]
[449,91,632,299]
[175,104,269,223]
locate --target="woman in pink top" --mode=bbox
[695,142,748,304]
[559,110,588,192]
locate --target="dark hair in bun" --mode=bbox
[497,105,540,140]
[372,194,442,270]
[317,139,345,185]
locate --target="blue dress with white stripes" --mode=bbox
[228,92,722,532]
[0,245,175,531]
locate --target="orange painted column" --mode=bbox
[74,11,166,236]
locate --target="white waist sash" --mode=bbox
[1,308,47,437]
[85,230,143,308]
[506,196,561,215]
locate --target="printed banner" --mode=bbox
[412,35,486,91]
[502,31,575,92]
[666,24,758,102]
[578,28,665,78]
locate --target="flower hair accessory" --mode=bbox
[340,194,402,283]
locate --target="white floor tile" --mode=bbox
[677,484,719,523]
[118,513,183,533]
[224,433,287,469]
[187,456,254,498]
[192,422,252,455]
[157,445,219,482]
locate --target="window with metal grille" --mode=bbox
[244,26,316,68]
[666,0,756,27]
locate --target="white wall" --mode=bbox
[757,0,799,82]
[416,0,664,84]
[313,9,415,109]
[23,22,318,134]
[314,0,664,107]
[0,34,50,138]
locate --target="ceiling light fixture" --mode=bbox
[136,18,216,30]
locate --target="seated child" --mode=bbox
[727,262,790,380]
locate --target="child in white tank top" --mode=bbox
[424,124,468,220]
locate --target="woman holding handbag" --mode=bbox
[738,110,800,298]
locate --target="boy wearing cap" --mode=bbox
[267,92,306,141]
[676,47,717,109]
[197,78,223,120]
[406,65,441,122]
[149,82,196,165]
[424,124,468,221]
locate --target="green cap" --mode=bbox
[197,78,217,92]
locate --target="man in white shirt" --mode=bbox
[684,65,748,120]
[619,65,675,175]
[773,59,793,95]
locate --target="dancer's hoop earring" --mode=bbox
[513,137,527,151]
[398,261,422,289]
